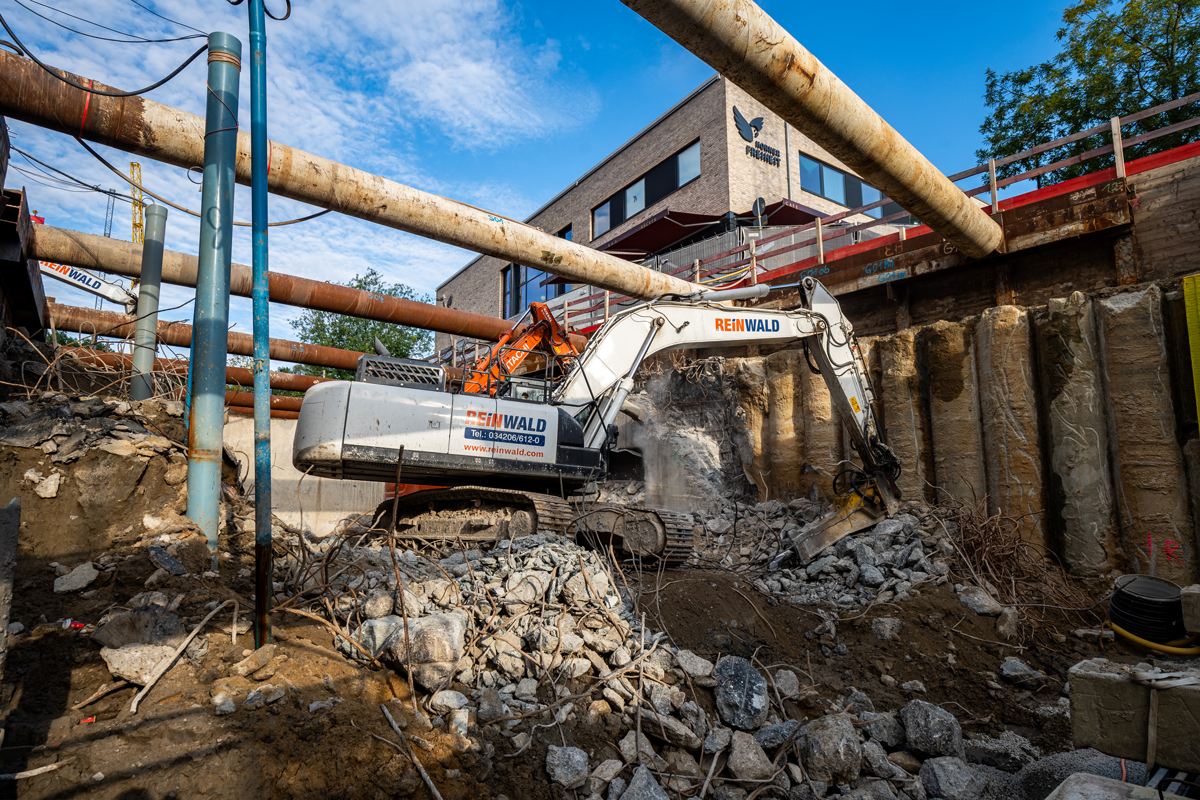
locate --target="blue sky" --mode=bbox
[3,0,1066,361]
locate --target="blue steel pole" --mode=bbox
[248,0,272,647]
[187,32,241,563]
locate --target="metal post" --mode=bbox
[187,32,241,561]
[816,219,825,264]
[1111,117,1126,180]
[130,204,167,401]
[749,239,758,285]
[604,290,610,322]
[988,158,999,214]
[248,0,272,647]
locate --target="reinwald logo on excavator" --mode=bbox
[462,410,548,447]
[714,317,781,333]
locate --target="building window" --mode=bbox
[798,154,884,218]
[558,225,572,242]
[502,262,571,318]
[592,140,701,239]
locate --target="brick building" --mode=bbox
[435,76,896,356]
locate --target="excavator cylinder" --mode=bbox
[621,0,1004,259]
[0,52,700,301]
[29,225,513,341]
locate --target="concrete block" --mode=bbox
[1068,657,1200,771]
[923,320,986,505]
[1183,584,1200,633]
[1044,772,1187,800]
[800,360,840,502]
[877,328,934,503]
[976,306,1046,545]
[1098,286,1198,584]
[1035,293,1120,576]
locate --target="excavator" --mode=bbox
[293,277,901,561]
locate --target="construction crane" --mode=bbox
[130,162,144,243]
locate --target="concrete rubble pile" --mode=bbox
[690,499,953,611]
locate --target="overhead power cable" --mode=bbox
[11,145,134,204]
[76,137,333,228]
[14,0,205,44]
[128,0,207,36]
[0,13,208,97]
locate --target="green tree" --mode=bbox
[978,0,1200,187]
[287,268,433,381]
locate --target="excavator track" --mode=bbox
[387,486,695,562]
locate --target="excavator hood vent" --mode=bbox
[355,355,446,392]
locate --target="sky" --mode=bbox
[2,0,1067,361]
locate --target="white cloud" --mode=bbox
[3,0,581,360]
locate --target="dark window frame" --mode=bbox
[797,153,884,219]
[592,139,701,239]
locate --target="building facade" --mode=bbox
[435,76,891,355]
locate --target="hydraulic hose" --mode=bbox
[1109,621,1200,655]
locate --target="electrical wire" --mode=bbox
[13,0,205,43]
[265,0,292,21]
[12,145,133,203]
[0,14,208,97]
[76,137,334,228]
[128,0,206,36]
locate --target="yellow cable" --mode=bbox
[1109,621,1200,655]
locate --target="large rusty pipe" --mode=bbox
[621,0,1004,259]
[49,302,363,371]
[225,391,302,412]
[228,405,298,420]
[62,346,332,392]
[0,52,700,300]
[29,225,513,342]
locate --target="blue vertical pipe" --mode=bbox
[248,0,273,647]
[187,32,241,562]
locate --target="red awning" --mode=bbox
[752,198,823,227]
[595,209,722,260]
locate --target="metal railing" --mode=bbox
[551,91,1200,334]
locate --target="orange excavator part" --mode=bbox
[462,302,579,395]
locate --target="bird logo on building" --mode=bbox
[733,106,764,143]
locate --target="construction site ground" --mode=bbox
[0,514,1144,800]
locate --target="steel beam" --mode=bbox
[28,225,514,348]
[0,51,700,300]
[621,0,1004,259]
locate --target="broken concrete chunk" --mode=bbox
[774,668,800,697]
[101,644,175,685]
[546,745,589,788]
[642,712,701,750]
[361,588,394,620]
[871,618,904,641]
[430,690,468,714]
[92,605,186,649]
[147,546,187,576]
[999,657,1043,687]
[996,607,1019,640]
[232,644,277,677]
[704,726,732,753]
[919,757,985,800]
[713,655,769,730]
[957,586,1002,616]
[53,562,98,593]
[862,740,901,778]
[619,765,669,800]
[755,720,801,748]
[728,731,774,780]
[800,712,862,783]
[382,612,467,691]
[860,711,906,750]
[618,730,667,770]
[676,649,714,679]
[900,700,964,759]
[34,473,61,498]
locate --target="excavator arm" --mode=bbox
[461,301,580,395]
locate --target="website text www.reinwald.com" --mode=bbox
[462,442,542,458]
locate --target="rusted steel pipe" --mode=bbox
[228,405,299,420]
[29,225,513,341]
[0,52,700,300]
[225,391,302,412]
[621,0,1004,259]
[49,302,364,371]
[62,347,331,392]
